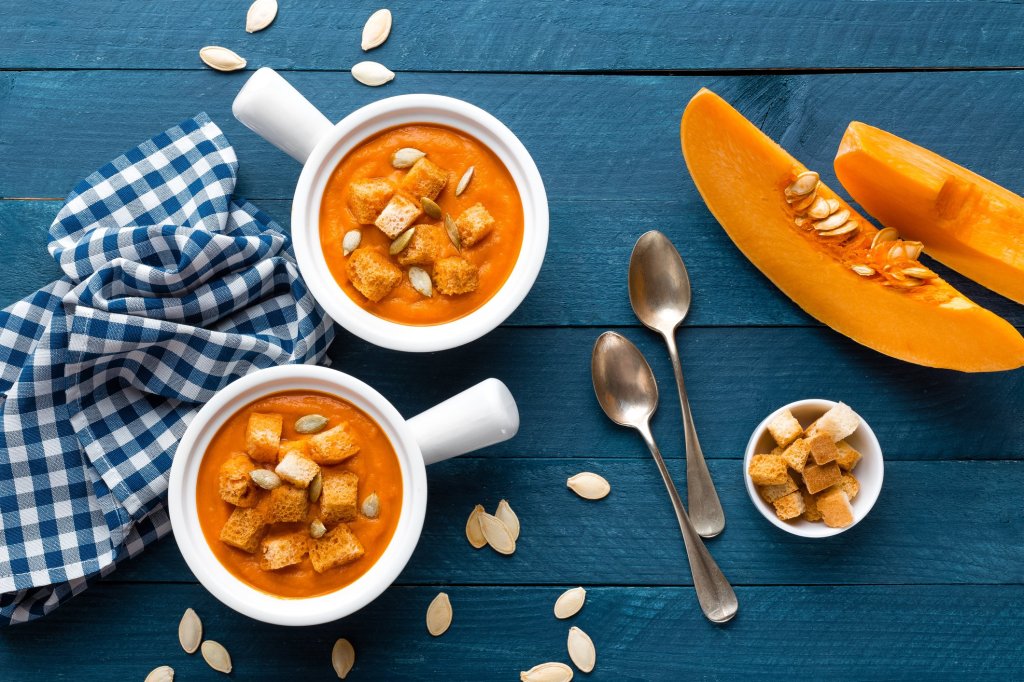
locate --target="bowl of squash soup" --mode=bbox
[168,365,519,625]
[233,68,548,351]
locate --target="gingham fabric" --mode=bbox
[0,114,334,624]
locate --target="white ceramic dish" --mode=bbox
[168,365,519,625]
[743,398,883,538]
[232,67,549,352]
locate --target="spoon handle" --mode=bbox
[636,422,738,623]
[663,331,726,538]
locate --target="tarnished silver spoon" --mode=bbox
[592,331,738,623]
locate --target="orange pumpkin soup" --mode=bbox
[320,124,524,325]
[196,391,402,599]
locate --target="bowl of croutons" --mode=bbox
[743,399,883,537]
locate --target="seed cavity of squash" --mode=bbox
[332,638,356,679]
[426,592,452,636]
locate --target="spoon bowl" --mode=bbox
[629,230,692,335]
[592,332,659,428]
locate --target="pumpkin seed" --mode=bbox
[519,662,574,682]
[296,414,329,434]
[245,0,278,32]
[391,147,426,169]
[351,61,395,87]
[479,511,516,554]
[342,230,362,256]
[790,192,817,213]
[872,227,900,248]
[827,198,841,214]
[465,504,486,548]
[806,196,831,220]
[567,472,610,500]
[901,265,935,279]
[813,209,850,232]
[794,216,811,229]
[361,492,380,519]
[308,472,323,502]
[199,46,247,72]
[455,166,475,196]
[310,518,327,539]
[819,221,858,238]
[408,266,432,297]
[421,196,442,220]
[201,640,232,674]
[494,499,520,541]
[567,626,596,673]
[390,227,415,255]
[426,592,452,636]
[177,607,202,654]
[554,587,586,619]
[444,213,462,251]
[332,638,356,679]
[360,8,392,51]
[903,240,925,260]
[250,468,282,490]
[785,171,819,198]
[145,666,175,682]
[851,264,876,277]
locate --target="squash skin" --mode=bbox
[835,121,1024,305]
[680,88,1024,372]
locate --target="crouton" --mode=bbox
[219,506,267,553]
[806,402,860,443]
[310,523,365,572]
[259,532,310,571]
[773,490,806,520]
[218,452,259,507]
[265,484,309,523]
[395,223,456,266]
[748,454,789,486]
[816,488,854,528]
[781,438,811,473]
[800,488,823,522]
[432,256,479,295]
[275,452,320,488]
[347,248,402,302]
[770,445,783,456]
[455,203,495,247]
[308,423,360,465]
[400,157,448,201]
[832,472,860,500]
[758,474,798,504]
[321,471,359,526]
[246,413,283,463]
[374,194,422,238]
[835,440,862,471]
[347,178,394,224]
[767,408,803,447]
[809,432,839,465]
[802,460,842,494]
[278,439,310,460]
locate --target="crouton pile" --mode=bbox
[345,151,496,302]
[217,411,372,573]
[748,402,864,528]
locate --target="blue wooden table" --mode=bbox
[3,1,1024,679]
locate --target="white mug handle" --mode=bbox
[406,379,520,465]
[231,67,334,164]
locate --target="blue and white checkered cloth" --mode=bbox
[0,114,334,624]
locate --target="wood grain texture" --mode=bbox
[4,0,1024,71]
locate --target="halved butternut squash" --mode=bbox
[835,121,1024,304]
[680,88,1024,372]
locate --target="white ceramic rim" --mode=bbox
[742,398,884,538]
[167,365,427,625]
[291,94,549,352]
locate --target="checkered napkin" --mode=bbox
[0,114,334,624]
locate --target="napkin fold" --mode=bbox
[0,114,334,624]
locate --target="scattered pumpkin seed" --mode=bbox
[145,666,175,682]
[332,638,356,678]
[566,472,610,500]
[199,46,247,72]
[520,662,574,682]
[785,171,819,198]
[872,227,900,248]
[201,640,232,674]
[245,0,278,32]
[479,511,516,555]
[806,196,831,219]
[360,8,392,51]
[455,166,475,196]
[177,607,202,654]
[421,196,442,219]
[390,227,415,255]
[408,266,433,297]
[465,504,486,549]
[308,472,323,502]
[426,592,452,636]
[444,213,462,251]
[361,492,380,519]
[851,264,876,277]
[351,61,395,87]
[296,414,329,434]
[567,626,596,673]
[250,468,281,490]
[554,587,586,619]
[494,499,520,541]
[310,518,327,539]
[813,208,850,232]
[391,147,425,169]
[343,230,362,256]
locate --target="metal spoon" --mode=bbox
[628,230,725,538]
[591,332,738,623]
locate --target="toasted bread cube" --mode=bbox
[218,452,259,507]
[770,445,783,456]
[219,506,267,553]
[807,402,860,443]
[278,439,310,461]
[800,488,823,522]
[265,484,309,523]
[817,488,854,528]
[395,223,455,266]
[767,409,803,447]
[758,474,799,504]
[809,432,839,465]
[347,178,394,224]
[781,438,811,473]
[246,413,283,463]
[400,157,448,201]
[321,471,359,526]
[455,203,495,247]
[432,256,479,295]
[259,532,310,571]
[374,194,422,238]
[802,460,842,494]
[347,248,402,302]
[310,523,365,572]
[832,472,860,500]
[748,454,789,486]
[309,423,360,465]
[835,440,862,471]
[773,490,806,520]
[275,453,321,488]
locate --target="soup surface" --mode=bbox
[196,391,403,598]
[320,124,525,325]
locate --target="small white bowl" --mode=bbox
[743,398,883,538]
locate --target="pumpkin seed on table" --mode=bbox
[201,640,232,674]
[408,266,432,297]
[145,666,175,682]
[309,472,323,502]
[361,492,380,518]
[567,626,596,673]
[343,230,362,256]
[553,587,586,619]
[245,0,278,32]
[426,592,452,636]
[566,472,610,500]
[390,227,415,255]
[177,607,202,654]
[421,196,442,220]
[494,499,520,541]
[199,46,247,72]
[361,8,392,51]
[465,504,486,548]
[444,213,462,251]
[455,166,475,196]
[250,468,281,490]
[351,61,395,87]
[391,147,425,168]
[520,662,574,682]
[332,638,356,679]
[310,518,327,538]
[479,511,516,554]
[296,413,329,434]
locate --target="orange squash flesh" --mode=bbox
[680,88,1024,372]
[835,121,1024,304]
